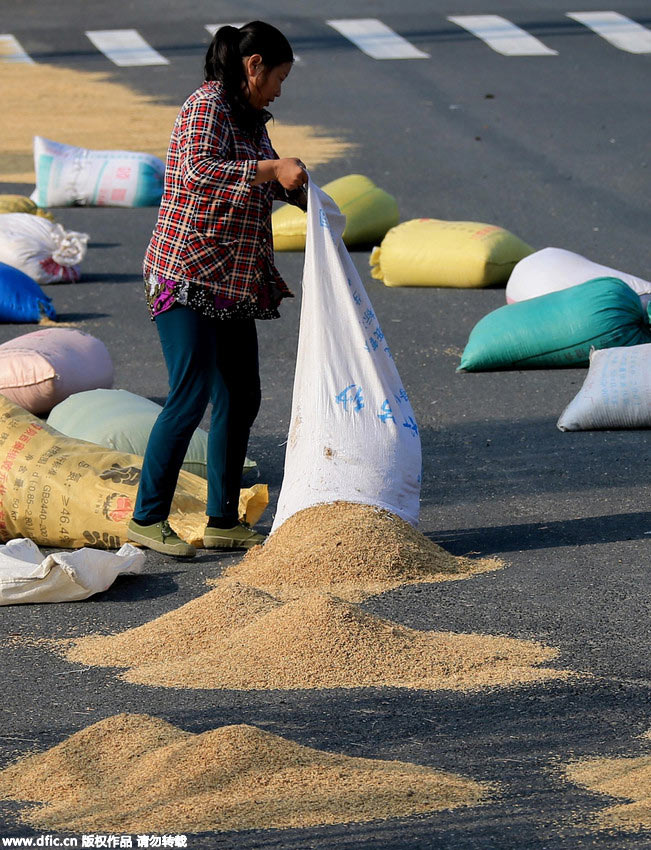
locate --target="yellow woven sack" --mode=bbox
[273,174,399,251]
[0,195,55,221]
[370,218,534,288]
[0,396,267,549]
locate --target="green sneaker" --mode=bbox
[203,523,266,550]
[127,518,196,559]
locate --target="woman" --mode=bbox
[127,21,308,558]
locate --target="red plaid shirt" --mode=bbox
[143,81,296,309]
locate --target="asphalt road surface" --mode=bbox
[0,1,650,848]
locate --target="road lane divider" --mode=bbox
[567,11,651,54]
[0,34,34,64]
[327,18,429,59]
[85,29,169,66]
[447,15,558,56]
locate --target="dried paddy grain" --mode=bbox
[564,730,651,832]
[224,502,502,601]
[0,714,490,834]
[64,589,567,691]
[65,580,281,669]
[0,64,352,183]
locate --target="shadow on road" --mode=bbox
[431,511,651,555]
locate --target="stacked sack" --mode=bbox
[0,204,88,324]
[0,327,114,414]
[506,247,651,307]
[0,134,167,324]
[0,213,88,285]
[0,395,266,550]
[458,246,651,431]
[459,277,651,371]
[46,388,257,481]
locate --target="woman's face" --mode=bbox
[244,57,292,109]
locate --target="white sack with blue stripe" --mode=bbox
[271,179,421,534]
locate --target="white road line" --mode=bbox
[205,24,246,37]
[204,23,302,62]
[327,18,429,59]
[447,15,558,56]
[0,34,34,63]
[85,29,169,66]
[567,11,651,54]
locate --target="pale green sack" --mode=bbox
[46,388,256,479]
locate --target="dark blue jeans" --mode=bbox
[133,304,261,524]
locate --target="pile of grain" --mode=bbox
[65,580,281,670]
[0,713,490,833]
[565,730,651,832]
[0,64,352,182]
[224,502,502,601]
[65,588,565,691]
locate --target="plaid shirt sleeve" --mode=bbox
[179,96,257,206]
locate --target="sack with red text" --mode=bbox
[0,396,268,549]
[31,136,165,208]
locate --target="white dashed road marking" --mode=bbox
[0,33,34,63]
[327,18,429,59]
[85,29,169,66]
[567,11,651,54]
[447,14,558,56]
[4,14,651,66]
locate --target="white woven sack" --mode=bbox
[507,248,651,307]
[271,179,421,534]
[557,343,651,431]
[0,538,144,604]
[31,136,165,208]
[0,213,88,284]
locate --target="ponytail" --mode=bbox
[204,21,294,135]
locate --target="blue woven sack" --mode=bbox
[0,261,56,323]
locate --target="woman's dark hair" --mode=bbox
[204,21,293,135]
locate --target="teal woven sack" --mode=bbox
[458,277,651,371]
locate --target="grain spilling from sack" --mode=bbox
[224,501,502,601]
[65,589,566,691]
[0,714,490,834]
[564,731,651,832]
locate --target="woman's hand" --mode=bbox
[274,158,308,190]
